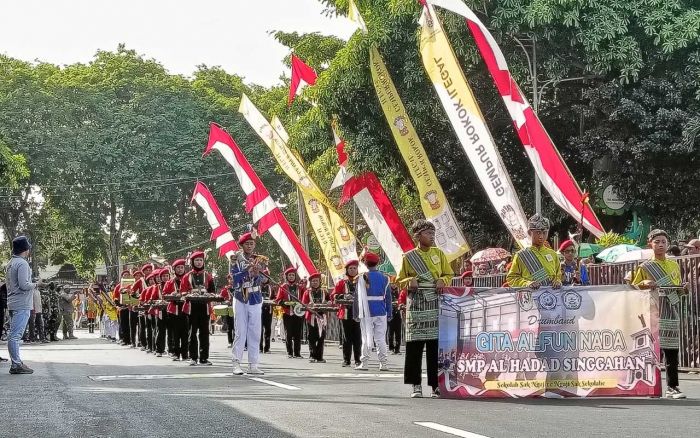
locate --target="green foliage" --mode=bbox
[595,231,636,248]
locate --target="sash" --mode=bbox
[518,248,552,286]
[404,249,437,301]
[641,260,680,349]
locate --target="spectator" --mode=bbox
[668,245,682,257]
[684,239,700,255]
[59,288,78,340]
[27,286,46,343]
[6,236,41,374]
[0,278,8,362]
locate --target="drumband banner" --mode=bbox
[438,286,661,398]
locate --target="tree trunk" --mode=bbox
[104,196,125,284]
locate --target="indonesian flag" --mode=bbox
[340,172,414,270]
[427,0,605,238]
[330,122,353,190]
[288,54,318,106]
[191,182,239,258]
[204,123,317,278]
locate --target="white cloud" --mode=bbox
[0,0,357,86]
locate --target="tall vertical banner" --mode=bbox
[369,46,469,261]
[239,96,357,281]
[418,4,530,248]
[439,286,661,398]
[427,0,605,238]
[191,181,239,258]
[204,123,317,279]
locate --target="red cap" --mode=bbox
[345,260,359,268]
[238,232,254,245]
[190,250,205,261]
[141,263,154,272]
[558,240,575,252]
[309,273,321,280]
[171,259,186,268]
[146,272,157,282]
[283,267,297,276]
[120,270,131,277]
[460,270,473,278]
[133,270,143,277]
[362,252,380,264]
[159,268,170,277]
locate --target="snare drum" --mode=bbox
[213,304,233,317]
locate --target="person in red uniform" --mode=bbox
[153,268,170,357]
[142,271,158,353]
[112,269,132,346]
[163,259,188,361]
[275,267,305,359]
[129,269,146,349]
[181,250,216,366]
[331,260,362,367]
[301,273,328,363]
[219,274,234,348]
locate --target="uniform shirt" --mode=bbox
[353,270,392,319]
[506,245,561,287]
[275,282,305,315]
[232,271,264,305]
[301,288,328,323]
[631,258,681,286]
[395,246,453,289]
[331,277,358,320]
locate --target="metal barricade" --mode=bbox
[451,274,506,288]
[587,254,700,371]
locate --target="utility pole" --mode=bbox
[296,186,309,253]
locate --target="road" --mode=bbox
[1,331,698,438]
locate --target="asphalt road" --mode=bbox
[1,331,698,438]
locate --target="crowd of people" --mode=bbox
[2,215,695,399]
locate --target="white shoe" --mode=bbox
[247,366,264,375]
[354,362,368,371]
[666,387,686,399]
[411,385,423,398]
[232,361,244,375]
[189,359,198,366]
[379,362,390,372]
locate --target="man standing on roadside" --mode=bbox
[5,236,42,374]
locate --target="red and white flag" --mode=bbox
[204,123,317,278]
[191,182,239,258]
[288,54,318,106]
[427,0,605,237]
[330,122,352,190]
[340,172,414,270]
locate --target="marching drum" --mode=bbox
[213,304,233,317]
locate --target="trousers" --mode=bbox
[282,314,303,357]
[388,313,402,353]
[188,307,210,362]
[165,312,174,354]
[307,323,326,360]
[118,308,130,344]
[171,311,189,359]
[225,315,234,345]
[129,311,139,347]
[155,315,166,354]
[233,300,262,366]
[260,304,272,352]
[664,348,680,388]
[28,312,45,341]
[360,315,388,364]
[7,310,30,365]
[341,318,362,364]
[60,311,74,338]
[404,339,438,389]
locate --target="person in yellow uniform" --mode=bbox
[396,219,454,398]
[632,229,686,399]
[506,214,562,289]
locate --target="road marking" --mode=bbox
[89,373,232,381]
[414,422,491,438]
[246,377,300,390]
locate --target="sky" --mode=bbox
[0,0,358,86]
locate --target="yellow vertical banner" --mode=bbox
[369,46,470,261]
[239,95,357,280]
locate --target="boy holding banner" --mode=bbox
[506,214,562,289]
[396,220,453,398]
[632,229,687,399]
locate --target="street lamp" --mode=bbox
[511,35,597,215]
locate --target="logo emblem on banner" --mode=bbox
[517,290,533,311]
[538,291,557,310]
[563,290,582,310]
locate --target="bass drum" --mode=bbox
[213,304,233,317]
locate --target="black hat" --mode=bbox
[11,236,31,255]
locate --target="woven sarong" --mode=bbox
[642,261,680,350]
[405,286,439,342]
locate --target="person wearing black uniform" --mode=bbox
[260,281,273,354]
[275,267,305,358]
[181,250,215,366]
[387,284,403,355]
[163,259,188,361]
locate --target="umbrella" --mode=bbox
[597,244,643,263]
[576,243,603,258]
[471,248,511,263]
[614,248,653,263]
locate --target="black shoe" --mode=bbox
[342,361,350,367]
[0,356,8,362]
[287,355,293,359]
[9,363,34,374]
